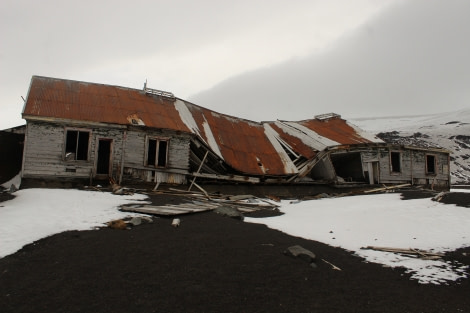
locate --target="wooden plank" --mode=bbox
[120,204,214,216]
[363,183,411,193]
[363,246,444,257]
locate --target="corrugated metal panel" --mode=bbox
[184,103,289,176]
[23,76,191,132]
[297,117,383,145]
[267,122,318,159]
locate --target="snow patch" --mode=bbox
[0,189,149,258]
[246,193,470,284]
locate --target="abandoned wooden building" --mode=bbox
[20,76,451,191]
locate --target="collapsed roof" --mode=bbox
[22,76,383,177]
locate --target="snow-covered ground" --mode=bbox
[0,188,149,258]
[1,188,469,285]
[247,190,470,285]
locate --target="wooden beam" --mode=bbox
[188,151,209,192]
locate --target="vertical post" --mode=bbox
[119,130,127,185]
[367,162,374,185]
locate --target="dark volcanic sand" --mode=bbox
[0,191,469,313]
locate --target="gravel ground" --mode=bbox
[0,189,469,313]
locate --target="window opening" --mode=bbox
[146,138,168,167]
[147,139,157,166]
[390,152,401,173]
[426,155,436,174]
[65,130,90,161]
[157,141,168,167]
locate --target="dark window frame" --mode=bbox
[390,151,402,173]
[64,128,91,161]
[145,136,169,168]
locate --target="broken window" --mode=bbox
[426,155,436,174]
[65,129,90,161]
[146,137,168,167]
[390,151,401,173]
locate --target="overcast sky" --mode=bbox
[1,0,469,129]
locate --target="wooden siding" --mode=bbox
[23,121,191,184]
[376,148,449,187]
[22,122,88,177]
[123,129,190,182]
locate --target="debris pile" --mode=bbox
[120,188,280,218]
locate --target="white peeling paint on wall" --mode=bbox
[202,116,224,159]
[174,100,202,137]
[264,124,298,174]
[275,121,339,151]
[346,121,384,143]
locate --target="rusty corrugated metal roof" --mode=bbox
[267,122,317,159]
[297,118,380,145]
[22,76,383,177]
[23,76,191,132]
[185,104,290,175]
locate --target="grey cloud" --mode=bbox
[190,0,470,121]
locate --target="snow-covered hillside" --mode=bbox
[352,109,470,184]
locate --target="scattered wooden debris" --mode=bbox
[432,191,447,202]
[362,246,444,260]
[363,183,411,194]
[121,188,280,217]
[321,258,342,271]
[121,203,213,216]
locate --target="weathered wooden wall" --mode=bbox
[22,121,125,179]
[123,128,191,184]
[22,121,191,184]
[376,148,449,187]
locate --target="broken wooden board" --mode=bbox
[120,203,214,216]
[362,246,444,259]
[363,183,411,194]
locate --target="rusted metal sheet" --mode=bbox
[23,76,191,133]
[184,104,290,176]
[297,117,382,145]
[267,122,317,159]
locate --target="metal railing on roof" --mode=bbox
[143,81,175,99]
[314,113,341,121]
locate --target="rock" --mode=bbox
[214,206,244,220]
[140,216,153,223]
[129,217,142,226]
[9,184,18,193]
[284,245,316,264]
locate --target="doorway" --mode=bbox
[96,139,112,176]
[366,161,379,185]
